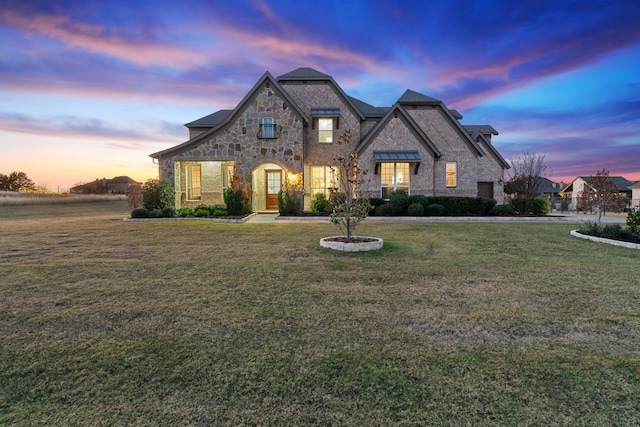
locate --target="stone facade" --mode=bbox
[151,68,509,211]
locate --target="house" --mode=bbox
[562,176,634,211]
[630,181,640,209]
[150,68,510,211]
[70,176,140,194]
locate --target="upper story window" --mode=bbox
[318,118,333,143]
[311,108,340,144]
[446,162,457,187]
[258,117,278,139]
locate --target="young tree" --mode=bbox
[126,184,142,209]
[504,152,548,214]
[577,169,625,230]
[328,129,372,240]
[0,171,36,192]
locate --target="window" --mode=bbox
[186,163,201,201]
[446,162,457,187]
[381,162,409,199]
[260,117,276,138]
[311,166,338,197]
[222,163,235,191]
[318,118,333,143]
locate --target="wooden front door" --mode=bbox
[265,170,282,210]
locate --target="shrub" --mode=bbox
[194,203,213,215]
[407,202,424,216]
[480,198,497,215]
[213,209,228,216]
[389,190,409,215]
[148,209,162,218]
[426,196,487,216]
[131,208,150,218]
[367,198,387,215]
[408,194,429,209]
[194,208,210,217]
[375,203,395,216]
[531,198,550,216]
[579,220,600,235]
[490,203,515,216]
[161,207,176,218]
[177,206,193,217]
[141,179,174,211]
[310,193,330,213]
[277,186,301,215]
[627,209,640,236]
[602,224,622,239]
[425,203,445,216]
[224,178,251,216]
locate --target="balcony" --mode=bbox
[257,123,280,139]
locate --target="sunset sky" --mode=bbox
[1,0,640,191]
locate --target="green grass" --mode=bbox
[1,201,639,425]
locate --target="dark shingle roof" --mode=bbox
[449,109,463,120]
[347,96,386,117]
[582,176,633,191]
[185,110,233,128]
[277,67,330,80]
[464,125,499,135]
[398,89,441,105]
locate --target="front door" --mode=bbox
[265,170,282,210]
[477,182,494,199]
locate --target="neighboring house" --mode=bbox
[70,176,140,194]
[505,176,562,198]
[630,181,640,208]
[150,68,510,211]
[562,176,634,211]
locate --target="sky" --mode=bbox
[1,0,640,191]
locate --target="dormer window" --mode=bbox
[258,117,278,139]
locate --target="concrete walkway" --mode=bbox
[246,213,278,223]
[246,213,627,224]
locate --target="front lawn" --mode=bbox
[1,201,639,425]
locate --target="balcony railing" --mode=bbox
[257,124,280,139]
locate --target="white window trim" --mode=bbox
[318,118,333,143]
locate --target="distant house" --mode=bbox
[630,181,640,208]
[150,67,510,211]
[562,176,634,211]
[70,176,140,194]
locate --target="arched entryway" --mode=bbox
[252,163,283,212]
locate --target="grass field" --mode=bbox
[1,200,639,425]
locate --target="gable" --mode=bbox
[357,104,441,158]
[151,72,306,158]
[277,68,365,121]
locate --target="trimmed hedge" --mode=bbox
[426,196,494,216]
[425,204,445,216]
[369,195,498,216]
